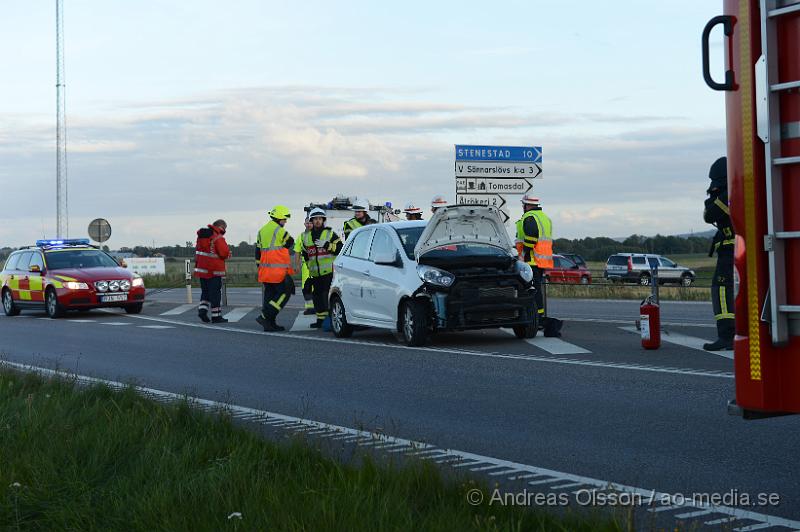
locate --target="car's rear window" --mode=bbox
[607,256,628,266]
[395,227,425,259]
[45,249,119,269]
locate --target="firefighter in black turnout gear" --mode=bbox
[703,157,735,351]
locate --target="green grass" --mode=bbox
[546,284,710,302]
[0,370,620,531]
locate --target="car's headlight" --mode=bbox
[515,261,533,283]
[95,281,109,292]
[64,281,89,290]
[132,277,144,288]
[109,280,121,292]
[417,265,455,287]
[120,280,132,291]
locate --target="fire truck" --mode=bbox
[304,195,401,234]
[703,0,799,418]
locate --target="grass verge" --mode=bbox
[0,370,619,531]
[546,284,711,302]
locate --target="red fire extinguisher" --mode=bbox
[640,296,661,350]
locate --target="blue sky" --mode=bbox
[0,1,727,247]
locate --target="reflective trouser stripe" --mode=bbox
[316,312,329,318]
[537,308,545,315]
[198,301,210,310]
[269,293,287,310]
[720,286,728,316]
[305,300,314,308]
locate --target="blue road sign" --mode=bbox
[455,145,542,163]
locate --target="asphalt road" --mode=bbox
[1,297,797,526]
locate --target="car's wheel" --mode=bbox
[400,299,428,347]
[124,303,143,314]
[45,288,65,319]
[330,296,353,338]
[680,275,694,287]
[2,289,20,316]
[513,311,539,339]
[580,276,589,285]
[639,273,652,286]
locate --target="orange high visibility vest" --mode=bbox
[257,220,294,283]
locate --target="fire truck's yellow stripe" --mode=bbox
[739,0,762,381]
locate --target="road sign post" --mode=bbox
[185,259,193,304]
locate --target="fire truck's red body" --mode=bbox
[714,0,800,417]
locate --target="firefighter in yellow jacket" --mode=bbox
[295,216,315,315]
[516,193,553,319]
[255,205,295,332]
[300,208,343,328]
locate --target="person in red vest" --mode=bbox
[194,219,231,323]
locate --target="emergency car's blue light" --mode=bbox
[36,238,90,247]
[385,202,392,208]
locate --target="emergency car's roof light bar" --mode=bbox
[36,238,91,248]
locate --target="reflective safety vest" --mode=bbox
[302,228,336,277]
[516,210,553,269]
[343,216,376,239]
[294,234,310,285]
[257,220,294,283]
[194,225,230,279]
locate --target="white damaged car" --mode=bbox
[329,205,538,346]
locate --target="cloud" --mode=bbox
[0,85,724,247]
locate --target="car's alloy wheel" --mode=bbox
[2,290,20,316]
[45,289,64,319]
[580,276,589,285]
[401,300,427,347]
[639,274,651,286]
[330,297,353,338]
[681,275,693,287]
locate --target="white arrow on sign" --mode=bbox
[455,161,542,179]
[456,177,532,195]
[455,194,506,209]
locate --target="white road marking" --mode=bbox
[101,311,735,380]
[222,307,253,323]
[567,317,715,329]
[159,304,196,316]
[290,311,317,331]
[67,319,96,323]
[99,322,131,326]
[7,361,788,531]
[502,329,591,354]
[619,326,734,359]
[138,325,175,330]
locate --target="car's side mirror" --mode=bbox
[374,250,401,267]
[29,265,41,273]
[119,259,127,268]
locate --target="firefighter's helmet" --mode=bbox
[308,207,327,220]
[520,193,541,206]
[708,156,728,191]
[404,202,423,214]
[431,194,448,210]
[351,199,368,212]
[269,205,291,220]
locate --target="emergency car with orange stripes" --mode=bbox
[1,239,146,318]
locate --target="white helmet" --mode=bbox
[431,194,448,210]
[521,193,541,206]
[404,201,423,214]
[308,207,327,220]
[351,199,368,212]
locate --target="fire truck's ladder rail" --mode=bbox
[758,0,800,345]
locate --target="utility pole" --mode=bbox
[56,0,68,238]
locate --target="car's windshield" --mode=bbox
[45,249,120,270]
[395,227,425,259]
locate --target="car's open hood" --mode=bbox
[414,205,515,260]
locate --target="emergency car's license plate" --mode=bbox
[100,294,127,303]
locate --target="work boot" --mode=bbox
[310,319,323,329]
[703,338,733,351]
[303,308,315,315]
[257,315,284,332]
[211,316,228,324]
[198,308,210,323]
